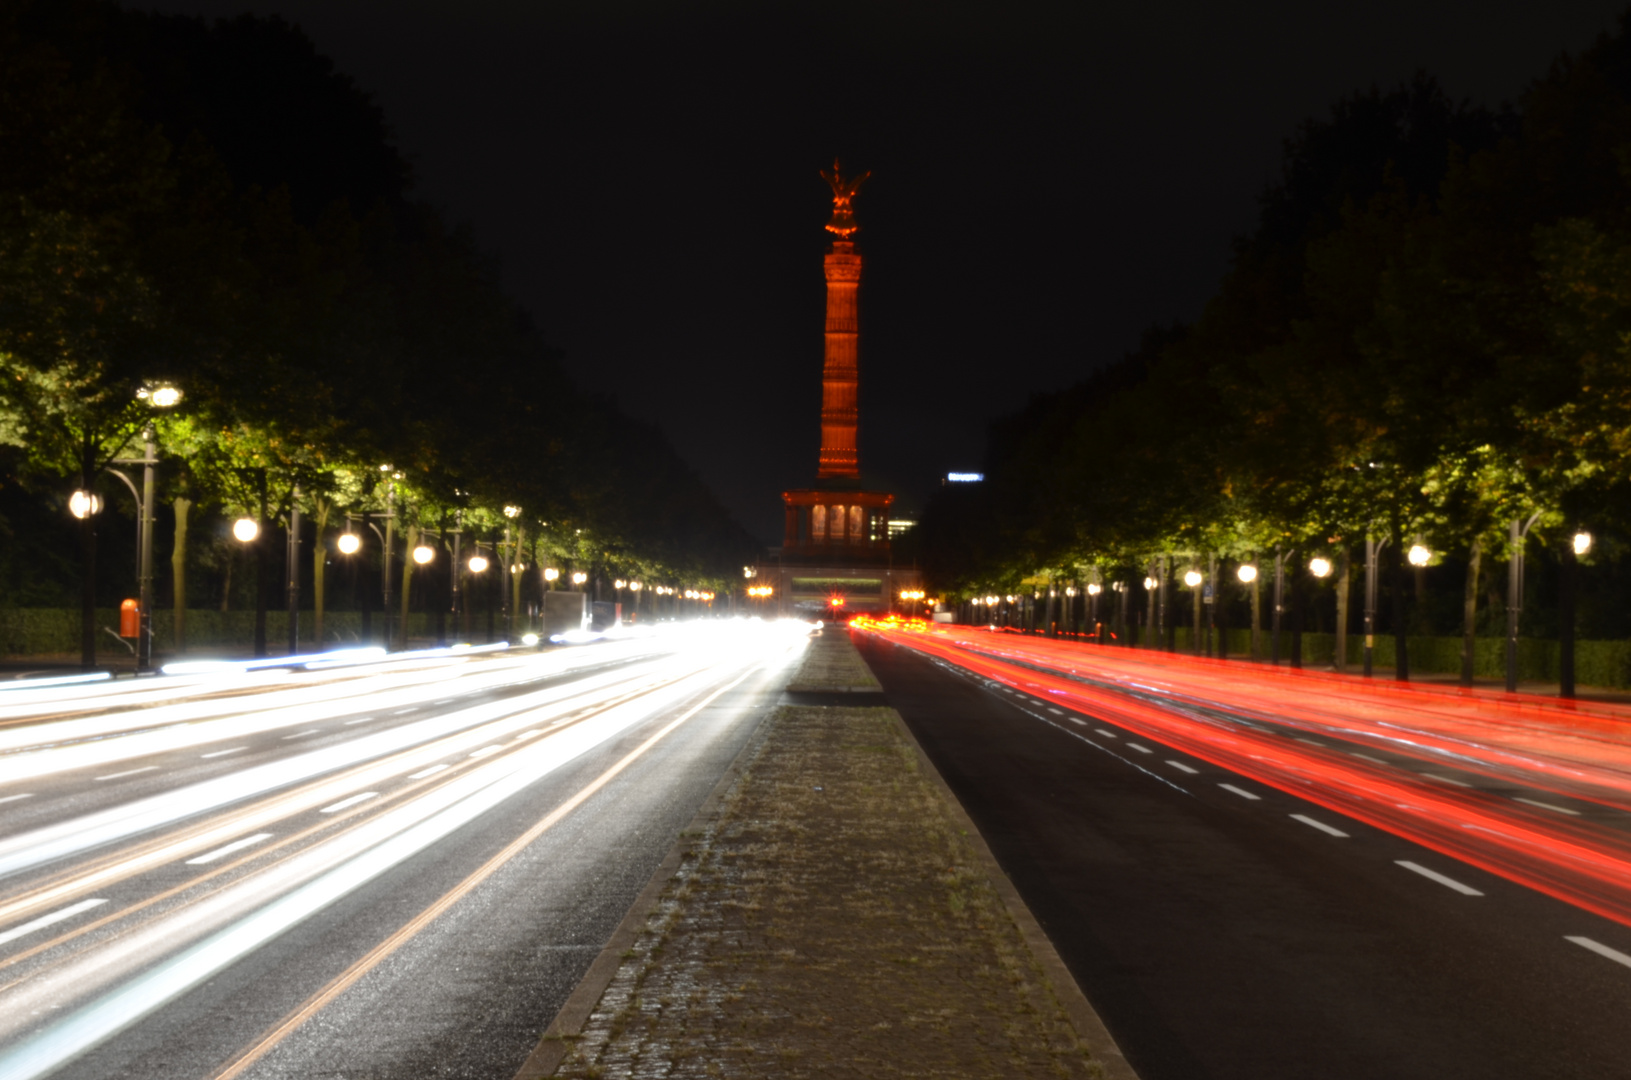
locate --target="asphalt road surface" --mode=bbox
[857,630,1631,1080]
[0,623,804,1080]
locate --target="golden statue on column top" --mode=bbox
[821,159,869,239]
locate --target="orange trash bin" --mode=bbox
[119,598,140,638]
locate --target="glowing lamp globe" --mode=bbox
[468,555,489,573]
[1183,570,1203,588]
[1407,544,1431,567]
[336,532,361,555]
[68,490,103,519]
[1308,557,1332,578]
[1574,531,1593,556]
[232,517,259,543]
[1236,564,1258,583]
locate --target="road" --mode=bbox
[857,626,1631,1080]
[0,623,804,1080]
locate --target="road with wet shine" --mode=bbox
[0,625,800,1080]
[858,630,1631,1080]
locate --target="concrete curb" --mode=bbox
[892,711,1142,1080]
[510,708,774,1080]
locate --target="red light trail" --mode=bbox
[857,623,1631,929]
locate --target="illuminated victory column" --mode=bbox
[762,160,920,616]
[817,162,864,478]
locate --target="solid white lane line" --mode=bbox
[343,716,375,726]
[319,792,378,814]
[1166,760,1198,774]
[95,766,158,781]
[1396,860,1483,896]
[1126,742,1153,754]
[407,765,448,780]
[281,730,320,740]
[0,794,31,805]
[1048,707,1064,715]
[186,833,273,865]
[200,747,246,759]
[1350,752,1389,765]
[1095,729,1118,738]
[1424,773,1473,788]
[1291,813,1349,837]
[0,898,107,948]
[468,746,501,759]
[1515,797,1581,816]
[1219,783,1261,801]
[1566,936,1631,969]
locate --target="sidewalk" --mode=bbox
[522,628,1131,1079]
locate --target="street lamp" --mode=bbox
[543,567,560,583]
[1407,544,1432,567]
[1182,570,1202,587]
[413,544,435,565]
[337,531,361,555]
[233,517,260,543]
[1574,531,1593,556]
[1308,557,1332,578]
[69,490,103,519]
[1236,564,1258,583]
[468,554,489,573]
[572,571,588,586]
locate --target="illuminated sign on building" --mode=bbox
[945,472,984,483]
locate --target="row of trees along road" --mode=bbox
[918,15,1631,698]
[0,1,755,668]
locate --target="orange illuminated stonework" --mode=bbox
[817,161,866,479]
[759,161,920,615]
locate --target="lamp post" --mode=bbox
[1237,562,1258,659]
[1363,532,1389,677]
[286,482,301,656]
[1505,514,1541,693]
[1182,569,1202,655]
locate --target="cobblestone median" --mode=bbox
[784,625,881,692]
[546,701,1102,1078]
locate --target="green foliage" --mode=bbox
[921,24,1631,622]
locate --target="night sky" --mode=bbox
[136,0,1627,544]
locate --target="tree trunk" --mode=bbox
[171,496,191,653]
[399,524,417,650]
[311,497,331,648]
[1391,509,1410,681]
[511,525,527,634]
[1560,539,1577,699]
[220,554,232,612]
[1334,546,1350,672]
[1289,564,1303,669]
[1461,537,1481,688]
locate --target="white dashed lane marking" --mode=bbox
[200,747,246,759]
[1095,729,1118,739]
[344,716,376,726]
[468,746,501,759]
[1396,860,1483,896]
[186,833,273,865]
[1219,783,1261,801]
[1048,707,1064,715]
[1291,813,1349,837]
[1425,773,1473,788]
[1126,742,1154,754]
[1567,936,1631,970]
[0,898,107,948]
[95,766,157,781]
[1350,752,1389,765]
[1166,760,1198,774]
[320,792,378,814]
[282,729,320,739]
[0,793,31,805]
[408,764,448,780]
[1515,797,1581,816]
